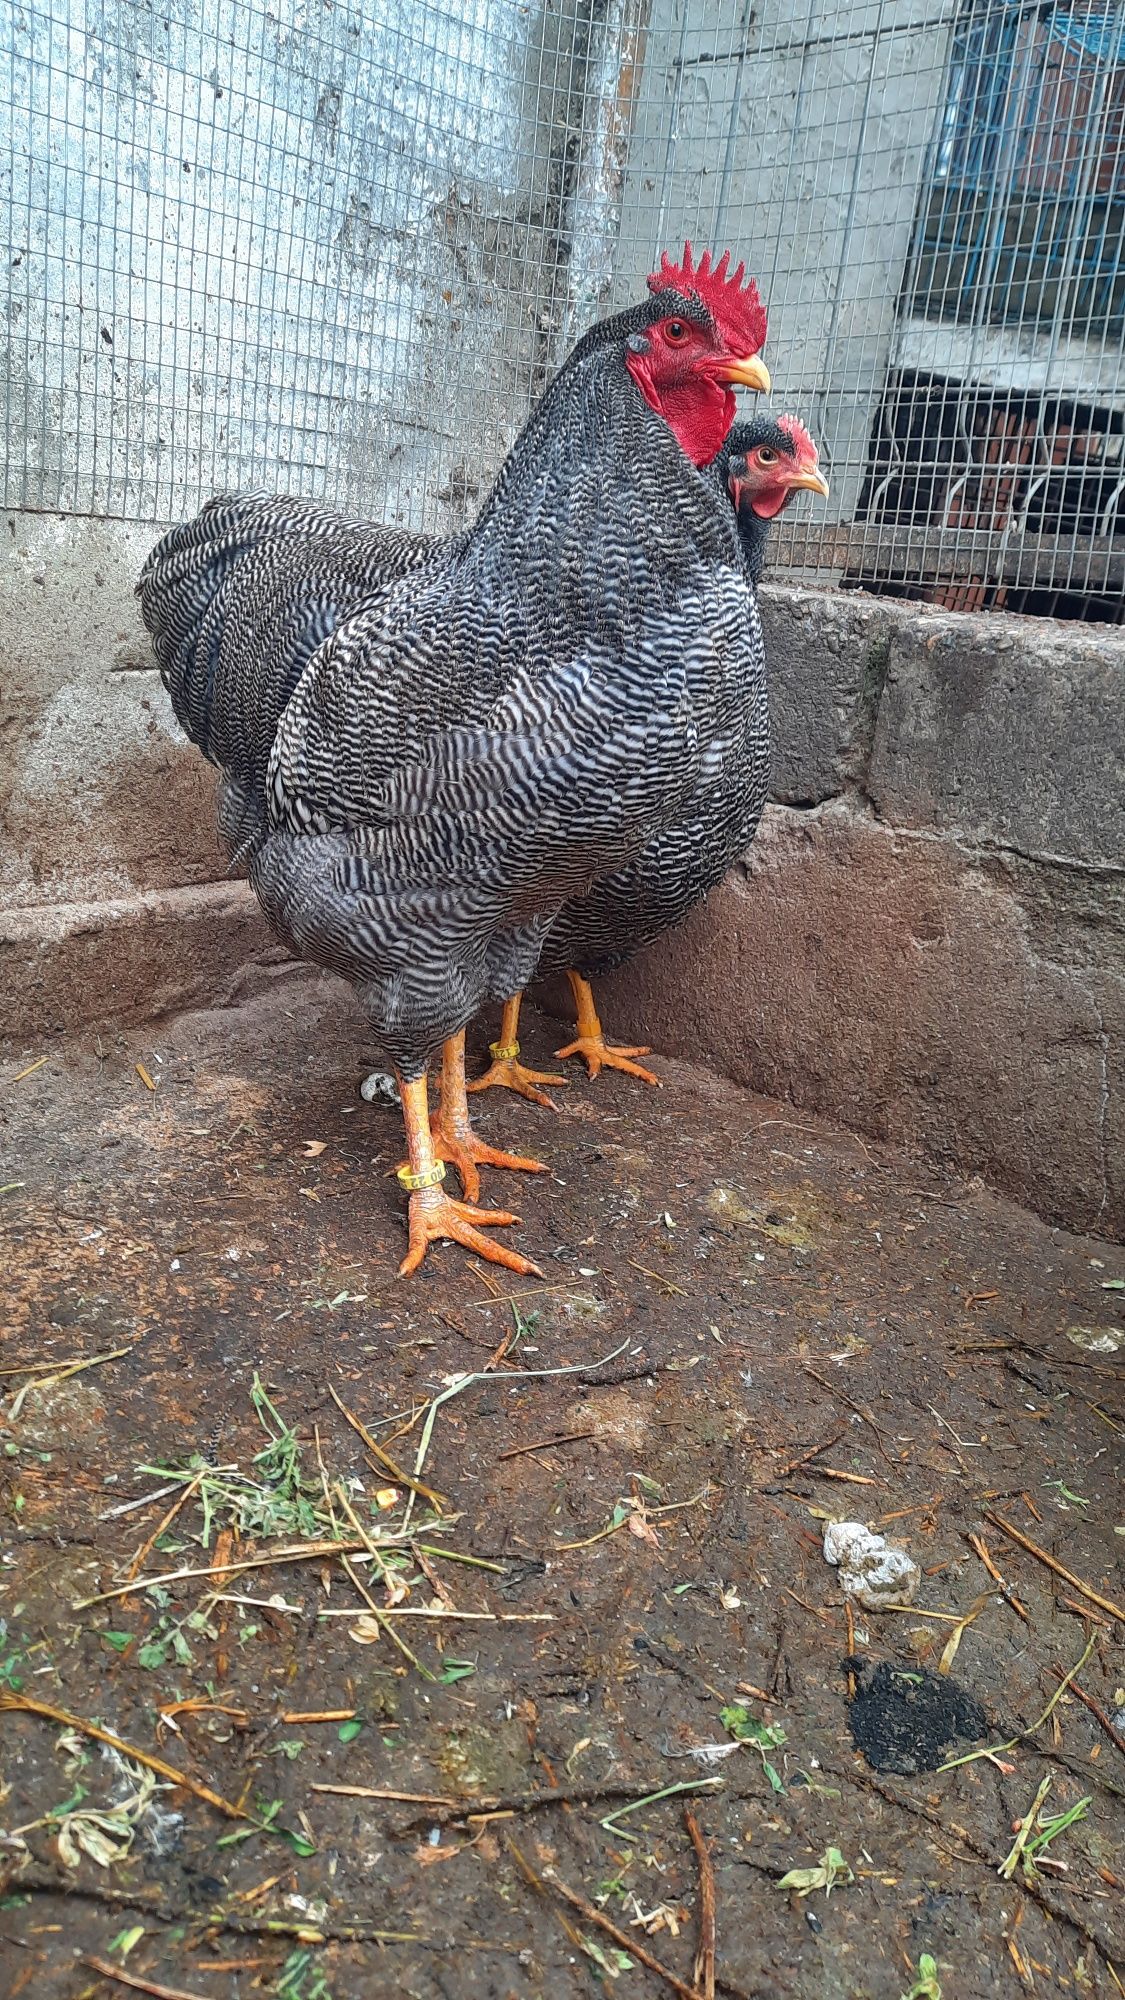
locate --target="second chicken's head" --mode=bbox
[625,242,771,469]
[726,415,830,519]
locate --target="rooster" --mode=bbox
[140,245,770,1277]
[470,414,829,1099]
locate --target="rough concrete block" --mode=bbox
[0,513,225,908]
[589,802,1124,1240]
[758,582,892,803]
[869,605,1125,868]
[1,880,274,1044]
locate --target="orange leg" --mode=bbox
[467,994,566,1108]
[555,970,660,1085]
[395,1071,543,1280]
[430,1030,547,1203]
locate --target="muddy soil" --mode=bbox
[1,971,1122,2000]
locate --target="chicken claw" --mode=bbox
[467,1049,565,1108]
[467,994,564,1108]
[399,1188,543,1279]
[556,971,661,1085]
[554,1034,660,1085]
[430,1119,546,1206]
[432,1029,547,1200]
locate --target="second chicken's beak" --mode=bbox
[790,467,830,499]
[714,355,772,394]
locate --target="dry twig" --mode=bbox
[81,1959,211,2000]
[964,1530,1030,1623]
[157,1700,249,1734]
[507,1839,608,1990]
[1048,1665,1125,1758]
[815,1467,884,1487]
[509,1839,707,2000]
[0,1692,250,1822]
[123,1471,204,1584]
[386,1774,722,1832]
[72,1531,422,1608]
[9,1055,49,1083]
[327,1381,447,1512]
[311,1783,461,1806]
[8,1868,420,1946]
[497,1430,596,1461]
[684,1807,717,2000]
[281,1709,356,1725]
[4,1343,137,1421]
[983,1513,1124,1624]
[767,1429,847,1484]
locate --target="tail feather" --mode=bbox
[138,492,373,722]
[138,491,435,855]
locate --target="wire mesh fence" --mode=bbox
[3,0,626,528]
[3,0,1123,617]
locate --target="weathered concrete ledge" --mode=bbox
[1,879,274,1043]
[587,582,1125,1240]
[760,583,1125,872]
[589,800,1123,1240]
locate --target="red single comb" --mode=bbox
[778,413,819,462]
[648,241,767,355]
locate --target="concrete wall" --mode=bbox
[0,516,218,911]
[5,0,630,530]
[0,512,274,1035]
[595,586,1125,1240]
[2,511,1122,1241]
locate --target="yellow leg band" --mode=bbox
[396,1161,446,1192]
[489,1040,520,1062]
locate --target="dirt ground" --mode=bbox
[1,969,1122,2000]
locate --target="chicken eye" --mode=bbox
[756,447,777,465]
[663,319,689,344]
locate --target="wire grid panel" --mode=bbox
[615,0,1124,611]
[4,0,1122,611]
[2,0,638,527]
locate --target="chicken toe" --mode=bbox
[555,972,661,1086]
[399,1189,543,1280]
[395,1066,543,1278]
[466,995,565,1108]
[431,1030,547,1201]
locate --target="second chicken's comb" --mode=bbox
[778,414,819,462]
[647,242,767,355]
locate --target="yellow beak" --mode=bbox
[714,354,772,394]
[790,467,830,499]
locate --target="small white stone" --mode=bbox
[360,1071,399,1105]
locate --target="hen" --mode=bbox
[140,246,770,1276]
[472,415,829,1097]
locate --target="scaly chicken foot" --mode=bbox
[554,971,661,1086]
[431,1030,547,1203]
[466,994,565,1108]
[395,1072,543,1279]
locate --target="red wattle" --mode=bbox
[625,353,737,467]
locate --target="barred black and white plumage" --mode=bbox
[139,283,766,1083]
[139,494,437,860]
[537,416,807,985]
